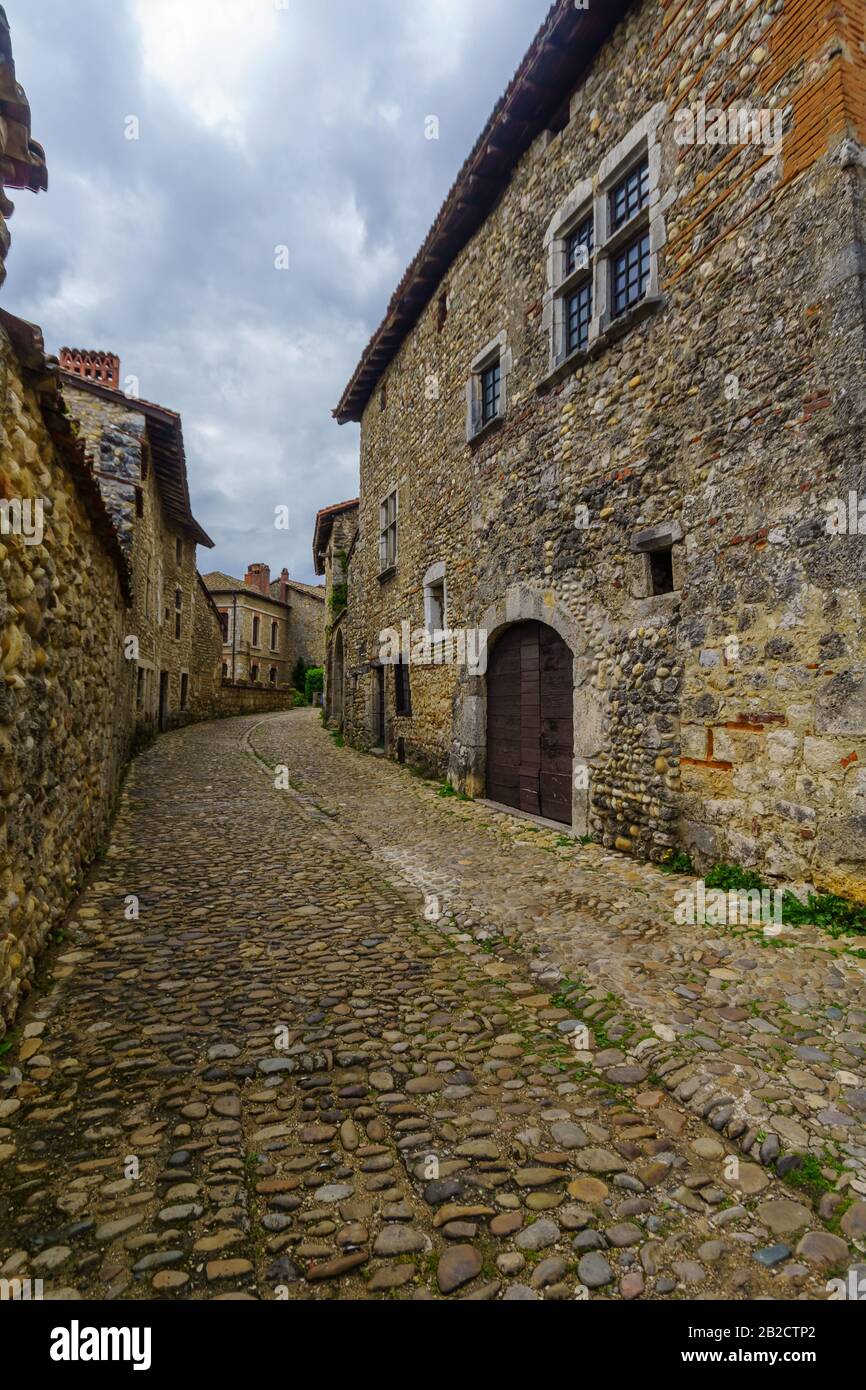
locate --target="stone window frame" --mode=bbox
[423,561,448,638]
[250,662,260,683]
[543,102,667,373]
[466,331,512,443]
[251,613,262,649]
[630,520,684,600]
[268,665,278,686]
[270,619,279,652]
[378,484,399,577]
[180,670,189,711]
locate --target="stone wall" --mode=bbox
[205,684,301,720]
[340,0,866,897]
[286,583,327,671]
[0,318,133,1035]
[190,574,223,719]
[62,380,211,734]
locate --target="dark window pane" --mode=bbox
[609,156,650,232]
[611,231,651,317]
[566,279,593,354]
[566,214,594,275]
[481,362,501,424]
[650,548,674,595]
[395,661,412,716]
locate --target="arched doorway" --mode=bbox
[332,628,345,728]
[486,621,573,824]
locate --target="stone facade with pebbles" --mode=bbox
[60,362,218,734]
[0,318,134,1036]
[333,0,866,896]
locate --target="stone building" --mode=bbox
[0,10,134,1031]
[203,564,325,687]
[313,498,358,726]
[333,0,866,899]
[59,351,219,734]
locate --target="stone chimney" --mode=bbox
[59,348,120,390]
[278,567,290,602]
[245,563,271,595]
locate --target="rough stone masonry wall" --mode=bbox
[64,381,207,733]
[345,0,866,896]
[0,326,133,1036]
[288,587,327,671]
[190,576,223,718]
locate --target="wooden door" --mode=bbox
[486,622,573,825]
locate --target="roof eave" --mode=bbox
[333,0,634,425]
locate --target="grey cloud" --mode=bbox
[3,0,551,581]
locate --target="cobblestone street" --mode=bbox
[1,710,864,1301]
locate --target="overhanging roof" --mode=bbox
[60,372,214,548]
[334,0,634,424]
[313,497,359,574]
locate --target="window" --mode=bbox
[136,667,145,712]
[467,333,511,440]
[252,615,261,647]
[220,611,229,641]
[174,589,182,640]
[566,214,593,275]
[222,662,228,679]
[395,661,412,717]
[269,666,277,685]
[649,547,675,596]
[379,490,398,572]
[180,673,189,710]
[176,537,183,565]
[543,105,665,369]
[609,156,650,231]
[481,361,501,425]
[270,620,279,650]
[250,663,260,682]
[611,230,652,319]
[437,292,448,332]
[424,564,447,637]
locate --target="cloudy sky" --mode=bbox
[4,0,550,582]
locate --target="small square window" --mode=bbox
[609,156,650,232]
[612,231,651,318]
[649,547,674,595]
[481,361,501,424]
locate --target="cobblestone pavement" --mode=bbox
[0,711,864,1302]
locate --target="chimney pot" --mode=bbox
[60,347,120,391]
[244,563,271,595]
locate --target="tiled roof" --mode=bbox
[333,0,633,424]
[313,498,359,574]
[271,577,326,601]
[59,372,214,548]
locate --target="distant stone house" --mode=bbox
[59,351,219,734]
[203,564,325,687]
[313,499,359,727]
[332,0,866,899]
